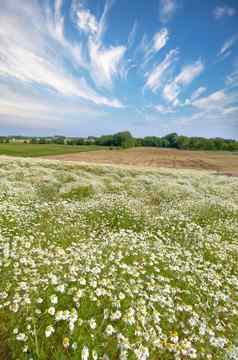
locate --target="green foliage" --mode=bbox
[61,185,94,200]
[0,144,105,157]
[96,131,135,148]
[95,134,114,146]
[1,132,238,152]
[140,134,238,151]
[163,133,179,148]
[142,136,161,147]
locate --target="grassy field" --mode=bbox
[0,157,237,359]
[0,144,105,157]
[46,147,238,175]
[1,145,238,176]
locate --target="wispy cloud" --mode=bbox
[175,61,204,85]
[88,40,126,89]
[0,0,237,137]
[218,35,238,57]
[192,90,227,110]
[159,0,177,23]
[97,0,115,42]
[46,0,87,69]
[128,21,138,49]
[53,0,65,42]
[190,86,207,101]
[71,0,126,89]
[226,69,238,88]
[169,87,238,138]
[145,49,179,92]
[163,60,204,103]
[183,86,207,106]
[76,9,98,34]
[142,28,169,66]
[153,28,169,53]
[186,88,238,136]
[0,0,124,109]
[213,5,236,20]
[191,88,238,120]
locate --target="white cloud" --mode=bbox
[170,88,238,138]
[163,82,179,103]
[76,9,98,34]
[187,89,238,134]
[213,5,236,20]
[153,28,169,52]
[159,0,177,23]
[192,89,238,115]
[70,0,126,89]
[140,28,169,67]
[54,0,65,41]
[44,0,85,71]
[219,35,238,56]
[96,0,114,42]
[55,0,63,18]
[145,49,178,92]
[163,60,204,102]
[223,106,238,115]
[175,60,204,85]
[89,40,126,89]
[0,38,121,108]
[193,90,226,110]
[0,0,124,109]
[190,86,206,101]
[226,69,238,88]
[45,0,66,47]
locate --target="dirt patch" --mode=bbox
[45,147,238,175]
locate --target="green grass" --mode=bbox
[0,144,105,157]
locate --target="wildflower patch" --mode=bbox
[0,157,237,359]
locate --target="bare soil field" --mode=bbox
[45,147,238,175]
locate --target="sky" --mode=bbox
[0,0,238,139]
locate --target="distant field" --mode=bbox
[0,143,105,157]
[46,147,238,175]
[1,145,238,175]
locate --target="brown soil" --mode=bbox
[45,147,238,175]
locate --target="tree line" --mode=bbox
[94,132,238,151]
[1,132,238,151]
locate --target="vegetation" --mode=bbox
[95,132,136,149]
[1,132,238,151]
[0,144,105,157]
[95,132,238,151]
[0,158,237,359]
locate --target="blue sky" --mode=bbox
[0,0,238,139]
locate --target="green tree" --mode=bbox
[163,133,178,148]
[113,132,135,148]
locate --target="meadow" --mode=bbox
[0,157,237,359]
[0,144,105,157]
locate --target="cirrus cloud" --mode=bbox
[145,49,179,92]
[163,60,204,103]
